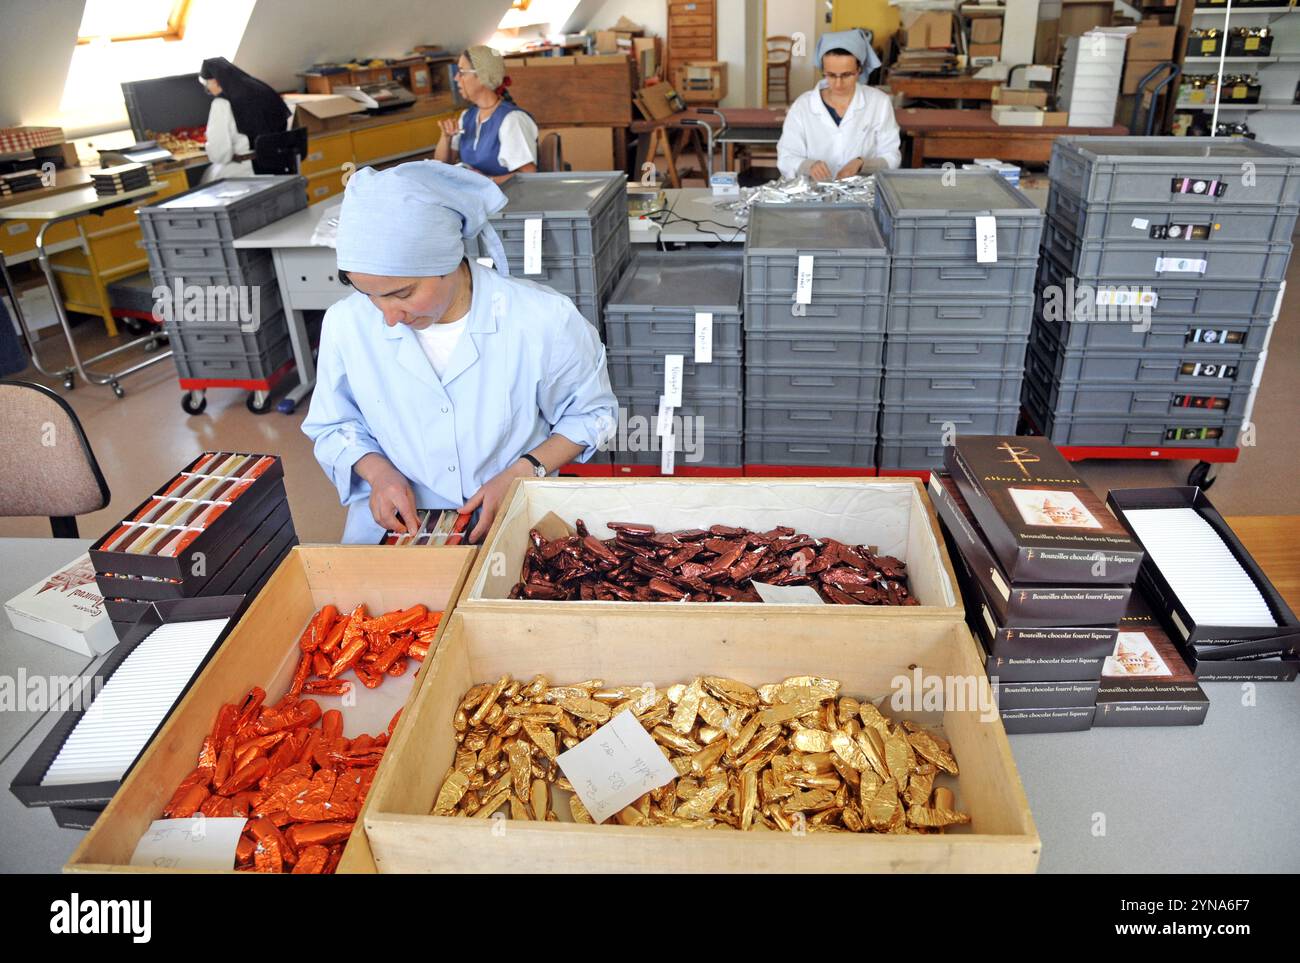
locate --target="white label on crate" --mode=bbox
[523,217,543,275]
[475,256,495,268]
[663,353,684,407]
[751,582,825,604]
[660,437,676,475]
[795,255,815,304]
[656,395,674,437]
[6,223,29,235]
[694,312,713,363]
[129,817,245,870]
[975,216,998,264]
[1131,217,1149,231]
[556,710,678,823]
[1097,289,1158,308]
[1155,256,1207,275]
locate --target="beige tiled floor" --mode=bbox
[3,253,1297,545]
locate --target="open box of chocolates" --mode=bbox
[89,453,297,641]
[380,509,471,546]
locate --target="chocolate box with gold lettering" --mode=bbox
[1094,595,1209,727]
[946,436,1144,584]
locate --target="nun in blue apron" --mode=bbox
[300,161,617,544]
[434,46,539,184]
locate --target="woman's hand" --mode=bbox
[460,459,535,543]
[808,161,833,182]
[439,117,459,138]
[356,453,419,535]
[836,158,865,179]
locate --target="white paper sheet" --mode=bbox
[556,710,677,823]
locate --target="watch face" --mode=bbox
[535,464,547,477]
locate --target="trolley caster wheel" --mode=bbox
[1187,461,1217,490]
[121,317,148,336]
[143,338,161,353]
[276,397,298,415]
[246,392,272,415]
[181,391,207,415]
[111,382,125,399]
[62,376,75,391]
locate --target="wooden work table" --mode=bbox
[1225,516,1300,612]
[895,107,1128,166]
[887,72,999,105]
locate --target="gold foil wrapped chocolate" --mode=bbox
[432,675,970,835]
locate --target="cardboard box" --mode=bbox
[635,82,687,121]
[361,608,1040,872]
[1126,24,1177,61]
[991,105,1051,126]
[947,437,1144,584]
[1043,110,1070,127]
[902,10,954,49]
[285,94,365,133]
[1093,595,1209,727]
[993,679,1100,711]
[5,554,117,657]
[66,546,478,874]
[1000,705,1095,733]
[460,478,961,618]
[1059,1,1112,39]
[993,86,1049,107]
[633,36,661,81]
[969,43,1003,60]
[1122,59,1166,95]
[539,126,617,172]
[971,18,1004,45]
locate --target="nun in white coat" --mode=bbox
[776,30,902,181]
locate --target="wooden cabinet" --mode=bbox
[300,131,352,176]
[667,0,717,83]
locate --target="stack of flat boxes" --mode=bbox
[1057,31,1127,127]
[603,251,744,469]
[88,452,297,643]
[874,169,1043,470]
[1026,136,1300,449]
[483,172,630,330]
[742,203,887,469]
[138,176,306,383]
[931,436,1145,733]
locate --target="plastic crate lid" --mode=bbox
[151,176,303,210]
[876,169,1040,216]
[745,202,886,255]
[494,172,625,219]
[606,251,743,313]
[1058,136,1300,165]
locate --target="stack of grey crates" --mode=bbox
[1026,137,1299,448]
[743,203,888,467]
[484,172,630,329]
[874,169,1044,469]
[603,251,744,467]
[138,176,306,382]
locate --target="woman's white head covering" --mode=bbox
[816,28,882,83]
[466,45,506,91]
[336,160,509,277]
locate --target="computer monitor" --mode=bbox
[121,73,213,142]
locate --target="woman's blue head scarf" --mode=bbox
[816,28,883,83]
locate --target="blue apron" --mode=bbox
[460,100,530,177]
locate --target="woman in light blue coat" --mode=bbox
[301,161,617,544]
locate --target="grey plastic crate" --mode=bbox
[151,275,283,330]
[612,433,744,468]
[148,249,278,290]
[171,335,292,382]
[746,364,882,405]
[746,332,884,369]
[1034,308,1274,354]
[1024,390,1245,449]
[1029,326,1262,386]
[493,188,627,262]
[888,256,1038,296]
[744,294,886,334]
[884,334,1027,371]
[490,171,626,248]
[1050,136,1300,208]
[744,202,888,298]
[744,432,877,468]
[882,371,1024,407]
[137,176,308,244]
[878,404,1020,438]
[144,240,275,284]
[1047,185,1300,246]
[617,389,743,434]
[876,440,952,470]
[884,294,1033,337]
[605,349,743,394]
[745,399,879,436]
[603,250,743,351]
[165,313,291,357]
[874,168,1044,259]
[605,313,742,352]
[1041,215,1293,284]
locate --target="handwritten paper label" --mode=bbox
[694,312,713,363]
[656,395,674,437]
[1155,256,1207,275]
[751,582,826,604]
[557,709,677,823]
[523,217,543,275]
[660,434,676,475]
[795,255,815,304]
[129,817,245,870]
[975,216,998,264]
[663,353,684,407]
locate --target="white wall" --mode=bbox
[765,0,819,102]
[575,0,667,36]
[0,0,84,127]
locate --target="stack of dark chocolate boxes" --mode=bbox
[89,452,296,642]
[931,435,1208,733]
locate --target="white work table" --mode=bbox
[630,188,746,246]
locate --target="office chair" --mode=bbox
[253,127,309,175]
[0,381,111,537]
[538,132,566,172]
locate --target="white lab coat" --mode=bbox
[201,97,253,183]
[301,258,618,544]
[776,85,902,179]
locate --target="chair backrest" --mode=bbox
[253,127,309,175]
[538,131,565,172]
[767,35,793,64]
[0,381,110,536]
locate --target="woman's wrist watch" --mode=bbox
[519,453,548,478]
